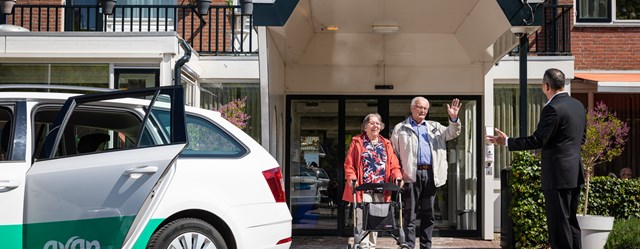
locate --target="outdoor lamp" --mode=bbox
[102,0,116,15]
[1,0,17,15]
[196,0,211,16]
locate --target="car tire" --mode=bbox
[147,218,228,249]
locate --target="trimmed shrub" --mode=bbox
[583,176,640,219]
[507,151,640,248]
[604,217,640,249]
[508,151,549,248]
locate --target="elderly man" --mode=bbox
[391,97,461,249]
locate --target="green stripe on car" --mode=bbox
[0,224,22,249]
[24,216,135,249]
[133,218,165,249]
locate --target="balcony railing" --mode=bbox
[529,4,572,56]
[0,4,256,56]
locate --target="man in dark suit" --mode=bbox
[487,68,585,249]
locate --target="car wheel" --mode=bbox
[147,218,227,249]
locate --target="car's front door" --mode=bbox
[24,86,187,249]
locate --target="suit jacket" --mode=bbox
[508,92,586,190]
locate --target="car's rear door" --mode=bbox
[24,86,187,249]
[0,102,28,249]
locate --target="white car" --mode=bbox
[0,86,291,249]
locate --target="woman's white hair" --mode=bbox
[361,113,384,132]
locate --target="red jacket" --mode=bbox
[342,133,402,203]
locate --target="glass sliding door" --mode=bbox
[289,99,340,231]
[387,98,479,233]
[288,96,480,236]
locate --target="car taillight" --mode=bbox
[276,237,292,245]
[262,167,286,202]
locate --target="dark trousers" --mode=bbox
[543,188,582,249]
[402,169,436,249]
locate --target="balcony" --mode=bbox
[530,4,572,56]
[508,4,572,56]
[0,4,257,56]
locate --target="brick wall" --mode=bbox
[572,27,640,70]
[558,0,640,70]
[177,0,235,54]
[7,0,63,31]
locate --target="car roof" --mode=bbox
[0,91,222,117]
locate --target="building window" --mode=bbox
[114,69,160,90]
[200,83,261,143]
[182,75,197,107]
[493,84,547,178]
[577,0,640,23]
[0,63,109,90]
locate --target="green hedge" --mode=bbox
[584,176,640,219]
[508,151,640,248]
[508,151,548,248]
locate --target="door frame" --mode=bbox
[286,95,483,237]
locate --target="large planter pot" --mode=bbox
[577,215,614,249]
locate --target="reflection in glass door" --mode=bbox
[289,99,340,230]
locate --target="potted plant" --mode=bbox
[195,0,212,15]
[240,0,253,15]
[578,101,629,249]
[102,0,117,15]
[1,0,16,15]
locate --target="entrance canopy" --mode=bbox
[265,0,522,94]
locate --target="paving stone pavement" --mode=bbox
[291,234,501,249]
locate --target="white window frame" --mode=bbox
[575,0,640,25]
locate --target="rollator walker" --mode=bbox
[348,180,410,249]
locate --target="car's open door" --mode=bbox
[24,86,187,249]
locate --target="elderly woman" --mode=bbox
[343,113,403,249]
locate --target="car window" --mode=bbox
[152,110,247,157]
[315,168,329,179]
[297,166,317,177]
[33,107,159,159]
[0,106,13,161]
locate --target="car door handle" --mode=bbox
[0,179,20,190]
[125,166,158,179]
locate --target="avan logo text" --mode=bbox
[43,236,100,249]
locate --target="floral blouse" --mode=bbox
[361,136,387,184]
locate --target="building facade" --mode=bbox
[0,0,578,241]
[567,0,640,179]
